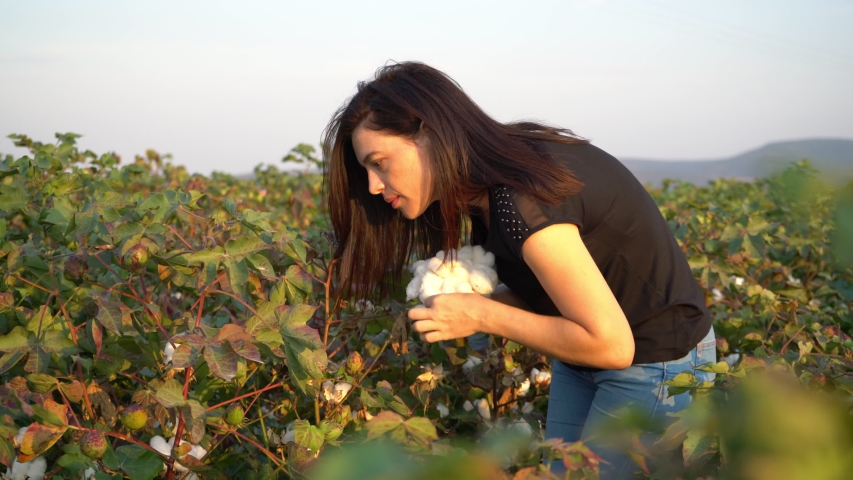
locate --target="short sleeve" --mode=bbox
[493,184,584,258]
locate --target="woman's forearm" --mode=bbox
[476,296,634,370]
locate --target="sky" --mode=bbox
[1,0,852,176]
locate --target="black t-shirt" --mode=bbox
[470,141,712,366]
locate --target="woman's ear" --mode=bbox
[416,120,431,146]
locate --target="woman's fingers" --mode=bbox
[412,320,437,333]
[408,306,433,321]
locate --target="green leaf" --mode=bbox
[293,420,325,452]
[246,252,276,279]
[111,445,164,480]
[696,361,729,374]
[283,265,313,304]
[404,417,438,444]
[364,411,405,441]
[682,429,717,467]
[95,297,126,336]
[155,379,186,408]
[182,400,207,443]
[278,304,325,394]
[0,436,15,469]
[136,192,176,224]
[225,236,269,257]
[0,326,30,353]
[0,351,26,375]
[223,257,249,300]
[187,247,224,266]
[204,342,239,382]
[0,182,27,212]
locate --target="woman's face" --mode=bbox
[351,123,437,220]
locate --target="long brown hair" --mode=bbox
[323,61,588,301]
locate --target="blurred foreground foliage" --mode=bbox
[0,134,850,479]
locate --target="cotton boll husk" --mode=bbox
[457,245,473,262]
[469,268,495,295]
[455,282,474,294]
[406,275,423,301]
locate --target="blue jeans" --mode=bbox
[545,326,717,479]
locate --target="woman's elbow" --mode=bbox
[604,337,635,370]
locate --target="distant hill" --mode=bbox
[620,138,853,186]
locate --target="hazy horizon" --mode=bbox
[2,0,852,176]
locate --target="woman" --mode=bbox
[323,62,715,478]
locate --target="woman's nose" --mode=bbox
[367,170,384,195]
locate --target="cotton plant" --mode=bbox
[406,245,498,303]
[321,381,353,404]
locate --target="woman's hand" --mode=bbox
[407,293,488,342]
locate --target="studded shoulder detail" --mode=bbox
[494,185,532,257]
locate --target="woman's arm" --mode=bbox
[489,283,530,311]
[409,223,635,369]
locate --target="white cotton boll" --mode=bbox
[712,288,724,302]
[462,400,474,412]
[516,378,531,397]
[455,282,474,294]
[83,467,97,479]
[787,274,802,286]
[441,276,461,294]
[434,260,453,278]
[462,356,482,370]
[530,369,551,387]
[27,457,47,480]
[479,251,496,268]
[436,403,450,418]
[406,275,423,301]
[471,245,486,264]
[421,272,443,291]
[281,428,296,443]
[188,444,208,460]
[510,419,533,436]
[457,245,473,262]
[164,342,175,364]
[733,276,745,286]
[474,398,491,420]
[415,262,429,276]
[409,259,426,274]
[450,264,470,283]
[420,286,441,303]
[334,382,353,402]
[15,426,27,444]
[469,268,495,295]
[427,257,443,274]
[150,435,171,455]
[10,458,29,480]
